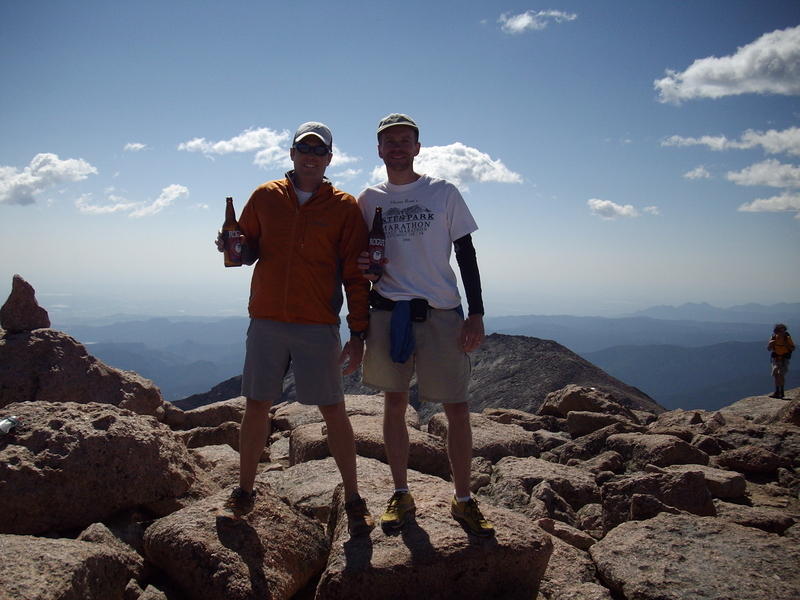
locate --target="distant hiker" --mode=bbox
[356,114,493,537]
[767,323,795,399]
[215,121,374,536]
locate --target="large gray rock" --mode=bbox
[290,415,450,479]
[483,407,561,432]
[720,395,796,424]
[483,456,600,515]
[566,411,635,438]
[714,444,791,475]
[144,484,328,600]
[176,421,240,450]
[605,432,709,470]
[0,328,165,419]
[165,396,246,430]
[547,422,644,464]
[0,534,137,600]
[600,470,715,532]
[590,513,800,600]
[713,499,796,534]
[428,412,540,462]
[318,464,553,600]
[537,534,600,600]
[0,274,50,333]
[272,394,417,431]
[191,444,241,489]
[539,385,641,421]
[664,464,747,499]
[0,401,203,535]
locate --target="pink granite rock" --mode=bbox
[0,274,50,333]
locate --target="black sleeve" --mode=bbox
[453,234,484,316]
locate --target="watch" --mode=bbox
[349,329,367,341]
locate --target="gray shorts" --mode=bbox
[241,318,344,406]
[362,307,470,404]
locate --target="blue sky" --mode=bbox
[1,1,799,321]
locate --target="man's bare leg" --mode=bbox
[318,401,360,502]
[238,397,272,492]
[443,401,472,498]
[383,391,410,490]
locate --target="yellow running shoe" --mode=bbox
[380,491,416,530]
[451,497,495,537]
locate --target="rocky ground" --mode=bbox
[1,275,799,600]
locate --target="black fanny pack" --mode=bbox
[369,290,429,322]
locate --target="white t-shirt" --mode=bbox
[358,174,478,309]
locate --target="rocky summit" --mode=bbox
[0,279,799,599]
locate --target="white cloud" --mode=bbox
[124,142,147,152]
[75,184,189,217]
[662,127,800,156]
[498,10,577,34]
[738,192,800,218]
[130,184,189,217]
[683,166,712,180]
[180,127,291,169]
[332,168,362,181]
[180,127,357,172]
[0,153,97,205]
[655,25,800,103]
[587,198,640,220]
[726,159,800,188]
[179,127,289,156]
[368,143,522,190]
[643,206,661,216]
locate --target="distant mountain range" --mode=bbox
[583,341,800,411]
[56,302,798,408]
[627,302,800,324]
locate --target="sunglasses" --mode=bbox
[294,142,330,156]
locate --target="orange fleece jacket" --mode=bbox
[238,175,369,332]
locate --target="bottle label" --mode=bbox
[224,230,242,264]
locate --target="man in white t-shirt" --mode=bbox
[357,113,493,537]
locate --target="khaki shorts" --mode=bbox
[363,307,470,404]
[241,318,344,406]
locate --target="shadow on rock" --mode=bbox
[215,516,270,597]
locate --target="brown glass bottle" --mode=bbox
[222,196,242,267]
[367,206,385,276]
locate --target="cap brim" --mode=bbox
[294,132,329,145]
[377,122,418,134]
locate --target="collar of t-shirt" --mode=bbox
[384,174,427,193]
[294,185,313,205]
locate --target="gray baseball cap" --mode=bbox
[376,113,419,135]
[293,121,333,148]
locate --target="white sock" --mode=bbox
[456,494,471,503]
[395,488,409,494]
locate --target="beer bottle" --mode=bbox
[222,196,243,267]
[367,206,385,276]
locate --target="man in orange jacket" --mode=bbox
[218,121,374,536]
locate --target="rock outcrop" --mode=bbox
[0,329,166,418]
[590,513,800,600]
[0,401,206,535]
[0,274,50,333]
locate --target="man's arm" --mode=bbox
[454,234,485,352]
[339,201,370,372]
